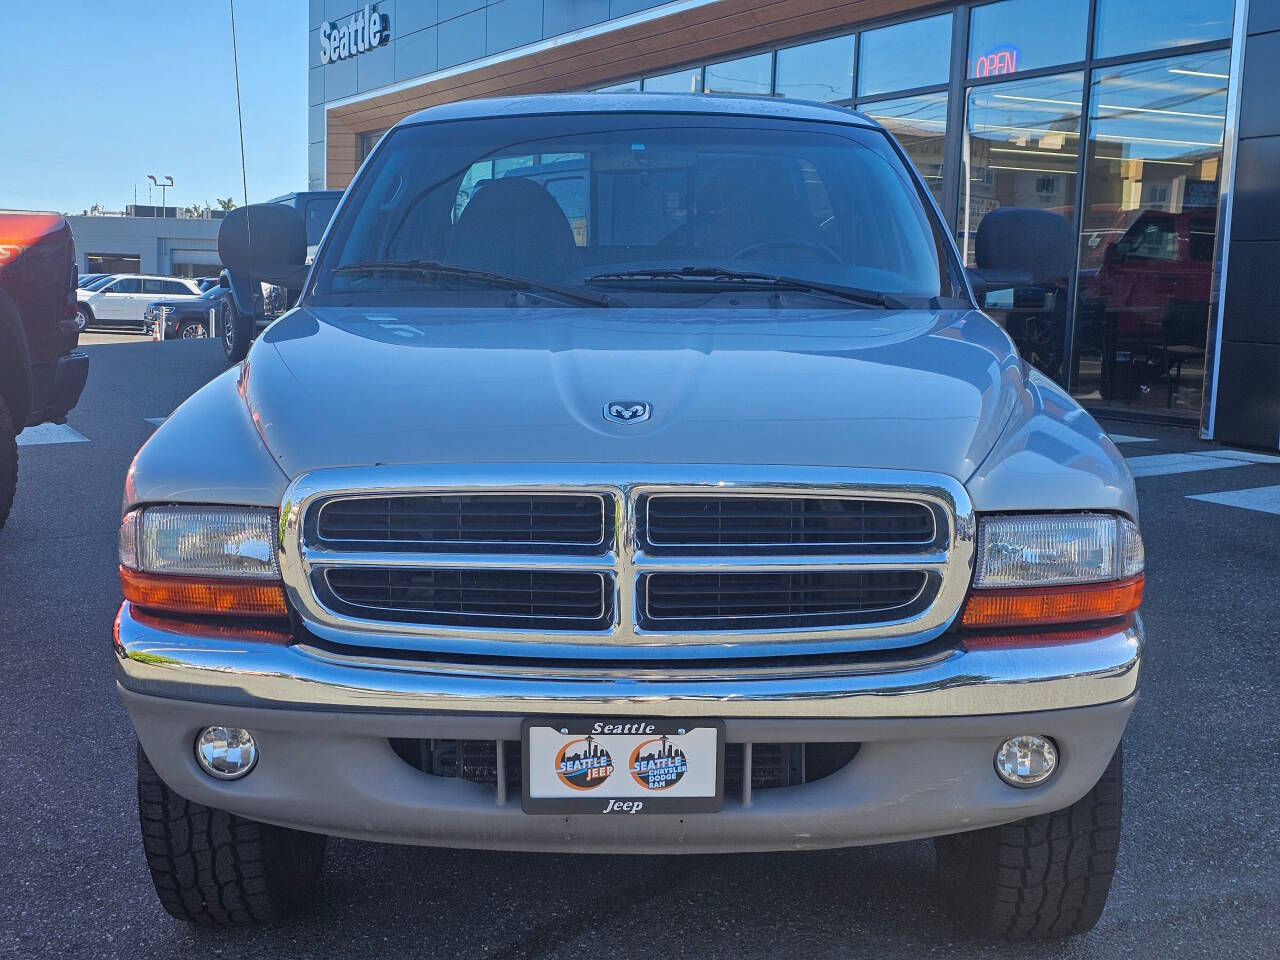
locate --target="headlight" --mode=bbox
[962,513,1143,629]
[118,506,287,618]
[974,514,1143,587]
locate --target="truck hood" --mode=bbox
[242,306,1026,481]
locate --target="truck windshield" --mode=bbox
[314,113,955,308]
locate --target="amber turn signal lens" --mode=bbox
[119,566,289,619]
[960,574,1143,629]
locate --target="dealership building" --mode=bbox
[308,0,1279,448]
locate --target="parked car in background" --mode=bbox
[75,274,200,330]
[144,283,226,339]
[77,272,109,288]
[0,211,88,529]
[118,96,1143,941]
[219,189,342,362]
[195,276,222,292]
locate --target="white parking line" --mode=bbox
[1189,484,1280,515]
[16,423,88,446]
[1126,453,1252,478]
[1206,449,1280,465]
[1109,434,1155,444]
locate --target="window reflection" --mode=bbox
[1072,51,1228,416]
[861,93,949,208]
[1095,0,1234,60]
[968,0,1088,79]
[963,72,1083,379]
[775,35,855,102]
[704,53,772,94]
[858,14,952,98]
[643,68,703,93]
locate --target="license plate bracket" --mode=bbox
[521,718,724,815]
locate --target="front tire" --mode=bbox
[0,395,16,531]
[935,745,1123,940]
[177,318,207,339]
[221,298,251,363]
[136,745,327,926]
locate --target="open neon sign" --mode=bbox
[972,46,1019,78]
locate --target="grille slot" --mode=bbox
[321,568,613,630]
[640,570,929,630]
[317,493,609,552]
[641,495,936,553]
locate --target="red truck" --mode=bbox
[0,212,89,529]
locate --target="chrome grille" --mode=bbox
[316,493,607,552]
[642,495,935,552]
[281,465,973,660]
[639,570,930,630]
[320,568,612,630]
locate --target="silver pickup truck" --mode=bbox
[114,95,1142,940]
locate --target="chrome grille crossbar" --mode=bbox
[278,464,975,661]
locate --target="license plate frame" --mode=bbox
[521,718,725,815]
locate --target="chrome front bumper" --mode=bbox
[115,605,1141,852]
[114,604,1141,719]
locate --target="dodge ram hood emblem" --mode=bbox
[604,400,651,424]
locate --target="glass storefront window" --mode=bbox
[1072,50,1229,417]
[643,67,703,93]
[963,72,1083,379]
[968,0,1089,79]
[1095,0,1234,60]
[774,35,855,102]
[860,93,949,208]
[596,80,641,92]
[704,52,772,94]
[858,14,952,98]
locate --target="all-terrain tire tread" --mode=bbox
[136,745,325,926]
[936,745,1123,940]
[0,396,16,531]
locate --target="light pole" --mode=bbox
[147,174,174,218]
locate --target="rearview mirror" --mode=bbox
[971,208,1075,295]
[217,203,308,315]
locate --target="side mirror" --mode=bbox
[217,203,308,316]
[971,208,1075,295]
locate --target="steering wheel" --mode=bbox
[731,237,842,263]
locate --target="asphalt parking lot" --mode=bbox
[2,337,1278,960]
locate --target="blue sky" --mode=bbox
[0,0,306,214]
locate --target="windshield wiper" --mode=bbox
[333,260,620,308]
[584,266,908,309]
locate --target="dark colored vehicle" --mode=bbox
[0,212,89,529]
[143,284,227,339]
[78,272,109,287]
[219,190,342,363]
[195,276,222,292]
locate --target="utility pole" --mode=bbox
[147,174,175,217]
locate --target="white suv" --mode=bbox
[75,275,201,330]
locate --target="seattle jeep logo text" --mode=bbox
[320,4,389,64]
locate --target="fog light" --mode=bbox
[195,726,258,780]
[995,735,1058,787]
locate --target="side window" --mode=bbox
[163,280,192,295]
[143,279,166,295]
[454,160,495,221]
[1188,218,1216,262]
[112,277,141,293]
[1126,217,1176,261]
[544,176,588,245]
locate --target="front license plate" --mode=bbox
[522,718,724,815]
